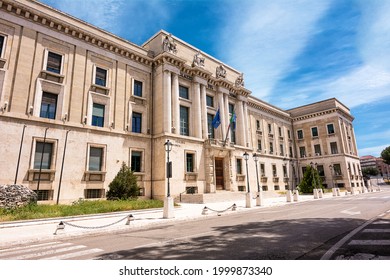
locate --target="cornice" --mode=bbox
[0,0,154,67]
[248,100,292,122]
[290,108,353,122]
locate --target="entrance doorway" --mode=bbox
[215,158,224,190]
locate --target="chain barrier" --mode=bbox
[54,214,133,235]
[202,203,237,215]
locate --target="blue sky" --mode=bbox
[39,0,390,157]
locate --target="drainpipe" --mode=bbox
[14,125,27,184]
[56,130,71,204]
[36,127,49,194]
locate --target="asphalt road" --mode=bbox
[3,188,390,260]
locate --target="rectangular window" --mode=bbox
[288,129,291,139]
[289,146,293,158]
[333,164,342,176]
[133,80,143,97]
[260,163,265,176]
[34,142,53,169]
[179,85,189,99]
[314,144,321,155]
[278,127,282,137]
[207,113,215,139]
[46,51,62,74]
[257,140,262,152]
[283,165,288,178]
[180,106,189,136]
[85,189,103,199]
[311,127,319,137]
[330,142,338,154]
[269,142,274,154]
[0,35,4,57]
[297,129,303,139]
[280,144,284,156]
[92,103,105,127]
[95,67,107,87]
[132,112,142,133]
[317,165,325,176]
[272,164,277,177]
[89,147,103,171]
[206,95,214,107]
[256,120,261,130]
[299,146,306,158]
[268,123,272,134]
[186,153,194,172]
[131,151,142,172]
[40,92,57,120]
[327,123,335,134]
[236,159,242,174]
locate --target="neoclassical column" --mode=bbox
[200,84,208,139]
[171,72,180,134]
[217,91,226,139]
[193,82,202,138]
[243,98,249,147]
[163,70,172,133]
[235,98,245,146]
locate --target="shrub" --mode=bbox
[297,165,323,193]
[106,162,140,200]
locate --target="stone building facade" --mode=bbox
[0,0,365,203]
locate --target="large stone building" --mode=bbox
[0,0,365,203]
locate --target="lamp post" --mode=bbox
[311,162,319,199]
[163,140,174,218]
[253,153,262,206]
[243,152,252,208]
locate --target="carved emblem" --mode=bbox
[192,50,205,67]
[216,65,226,78]
[235,73,244,87]
[163,34,177,54]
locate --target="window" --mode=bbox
[85,189,104,199]
[228,103,236,143]
[92,103,105,127]
[260,163,265,176]
[179,85,189,99]
[299,146,306,158]
[180,106,189,136]
[317,165,325,176]
[95,67,107,87]
[207,113,215,139]
[133,80,143,97]
[186,153,194,172]
[46,51,62,74]
[89,147,103,171]
[278,127,282,137]
[297,129,303,139]
[314,144,321,155]
[268,123,272,134]
[272,164,277,177]
[40,92,57,120]
[256,120,261,130]
[333,164,342,176]
[35,190,51,201]
[280,144,284,156]
[269,142,274,154]
[311,127,318,137]
[236,159,242,174]
[289,146,293,158]
[288,129,291,139]
[206,95,214,107]
[330,142,338,154]
[132,112,142,133]
[327,123,335,134]
[131,151,142,172]
[34,142,53,169]
[0,35,5,57]
[257,140,262,152]
[283,165,288,178]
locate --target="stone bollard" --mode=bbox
[125,214,134,225]
[202,206,208,215]
[293,190,299,201]
[256,191,263,206]
[351,187,356,195]
[332,188,337,197]
[336,188,341,196]
[313,188,319,199]
[286,190,293,202]
[318,189,323,198]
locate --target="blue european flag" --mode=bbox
[212,108,221,129]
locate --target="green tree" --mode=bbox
[297,165,323,193]
[106,162,139,200]
[381,146,390,165]
[362,167,379,178]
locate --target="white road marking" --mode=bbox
[41,248,104,260]
[13,245,87,260]
[349,240,390,246]
[373,220,390,224]
[0,242,72,258]
[362,229,390,233]
[0,242,60,253]
[340,207,361,216]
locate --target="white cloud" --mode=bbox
[358,144,388,157]
[218,0,331,100]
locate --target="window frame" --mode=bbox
[179,85,189,99]
[206,95,214,107]
[311,126,319,138]
[180,105,190,136]
[132,112,142,133]
[314,144,322,156]
[94,66,108,87]
[0,34,5,58]
[46,51,63,74]
[87,144,106,172]
[185,152,196,173]
[327,123,335,135]
[297,129,304,139]
[39,92,58,120]
[236,158,243,175]
[133,80,143,97]
[130,150,143,173]
[91,103,105,127]
[330,141,338,154]
[33,141,55,170]
[207,113,215,139]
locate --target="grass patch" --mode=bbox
[0,199,163,222]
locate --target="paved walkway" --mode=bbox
[0,191,357,248]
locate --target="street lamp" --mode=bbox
[243,152,253,208]
[163,139,174,218]
[253,153,262,206]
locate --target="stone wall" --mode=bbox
[0,185,37,209]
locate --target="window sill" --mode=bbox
[28,169,56,182]
[91,84,110,95]
[84,171,106,182]
[40,70,65,84]
[130,95,147,105]
[185,172,198,181]
[236,174,245,182]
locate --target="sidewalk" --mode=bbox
[0,192,335,248]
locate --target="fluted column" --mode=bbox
[243,100,249,147]
[224,93,230,141]
[200,84,208,139]
[236,99,245,146]
[163,70,172,133]
[193,82,202,138]
[171,72,180,134]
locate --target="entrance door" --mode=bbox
[215,158,224,190]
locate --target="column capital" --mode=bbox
[217,86,229,95]
[162,64,180,75]
[193,75,208,86]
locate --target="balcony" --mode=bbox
[40,70,65,84]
